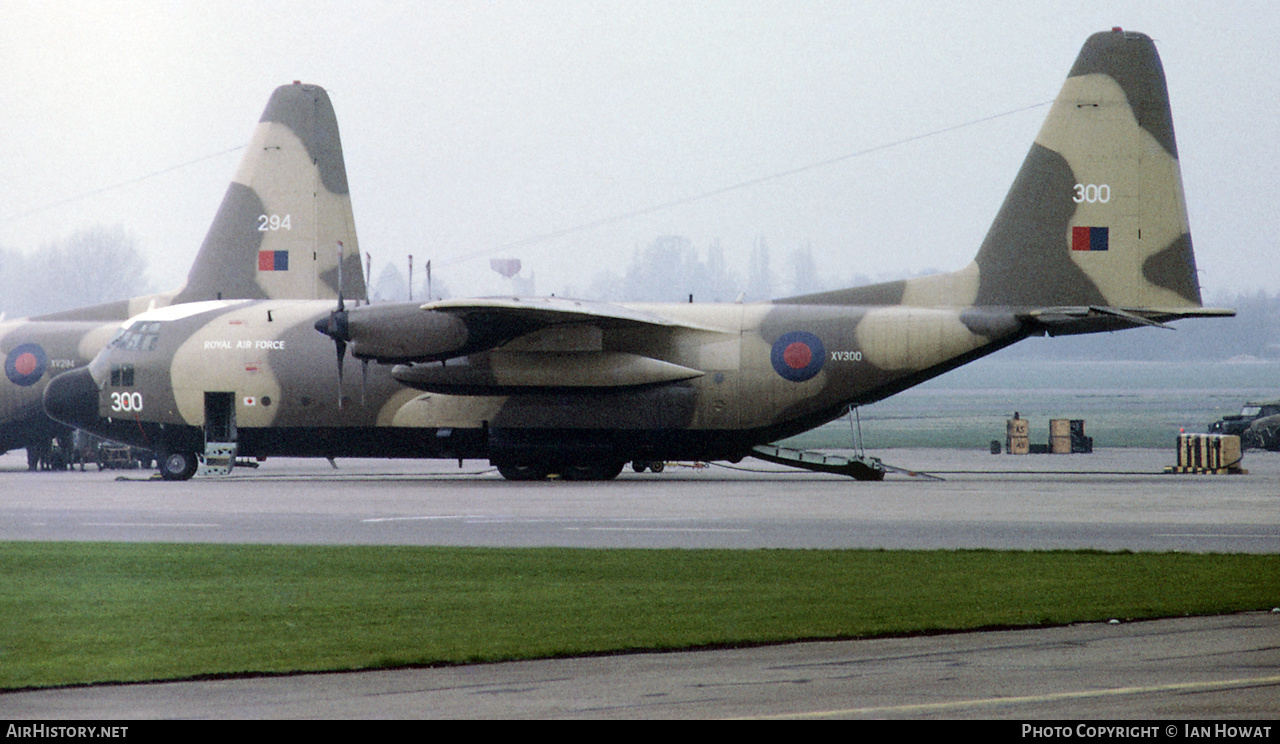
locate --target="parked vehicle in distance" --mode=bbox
[1209,400,1280,451]
[69,430,155,471]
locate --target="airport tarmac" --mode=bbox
[2,446,1277,719]
[0,447,1276,552]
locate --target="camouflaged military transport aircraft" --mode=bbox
[46,30,1232,481]
[2,82,366,465]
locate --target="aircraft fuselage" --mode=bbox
[49,297,1027,467]
[0,319,120,453]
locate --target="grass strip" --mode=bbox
[1,542,1276,689]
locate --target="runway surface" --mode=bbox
[2,447,1277,719]
[1,448,1276,552]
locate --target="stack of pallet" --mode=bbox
[1004,417,1092,454]
[1006,416,1029,454]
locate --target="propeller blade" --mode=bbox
[319,240,349,409]
[336,240,346,313]
[361,358,369,408]
[336,337,346,410]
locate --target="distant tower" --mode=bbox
[490,258,521,279]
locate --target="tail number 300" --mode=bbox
[1073,183,1111,204]
[110,391,143,413]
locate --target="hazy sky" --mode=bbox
[2,1,1276,303]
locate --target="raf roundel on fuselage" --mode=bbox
[770,331,825,382]
[5,344,48,387]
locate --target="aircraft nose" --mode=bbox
[43,368,100,429]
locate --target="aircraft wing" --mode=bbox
[421,296,725,331]
[334,295,728,365]
[356,297,726,391]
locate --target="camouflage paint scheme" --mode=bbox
[46,31,1232,480]
[0,83,365,457]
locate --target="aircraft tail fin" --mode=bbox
[972,28,1201,310]
[785,29,1217,320]
[171,82,366,304]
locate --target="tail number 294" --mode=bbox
[258,214,292,231]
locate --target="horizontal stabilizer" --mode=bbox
[1023,305,1235,336]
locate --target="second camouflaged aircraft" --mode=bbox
[1,81,365,466]
[46,30,1232,480]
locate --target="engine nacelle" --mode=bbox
[343,304,470,363]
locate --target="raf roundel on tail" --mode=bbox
[44,30,1233,481]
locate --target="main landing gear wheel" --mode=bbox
[494,460,625,481]
[494,462,549,481]
[160,452,198,481]
[560,461,625,481]
[631,460,665,473]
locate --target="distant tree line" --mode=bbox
[574,235,1280,362]
[368,260,453,304]
[0,225,152,318]
[574,234,875,304]
[6,227,1274,361]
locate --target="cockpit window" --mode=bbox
[111,321,161,352]
[1241,406,1262,417]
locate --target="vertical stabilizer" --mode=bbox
[780,29,1210,317]
[972,29,1201,310]
[172,82,367,304]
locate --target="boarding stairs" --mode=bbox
[750,444,886,481]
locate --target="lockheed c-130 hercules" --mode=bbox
[45,29,1232,481]
[0,81,366,467]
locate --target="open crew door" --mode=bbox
[201,391,237,475]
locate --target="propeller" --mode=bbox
[361,358,370,408]
[314,242,350,409]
